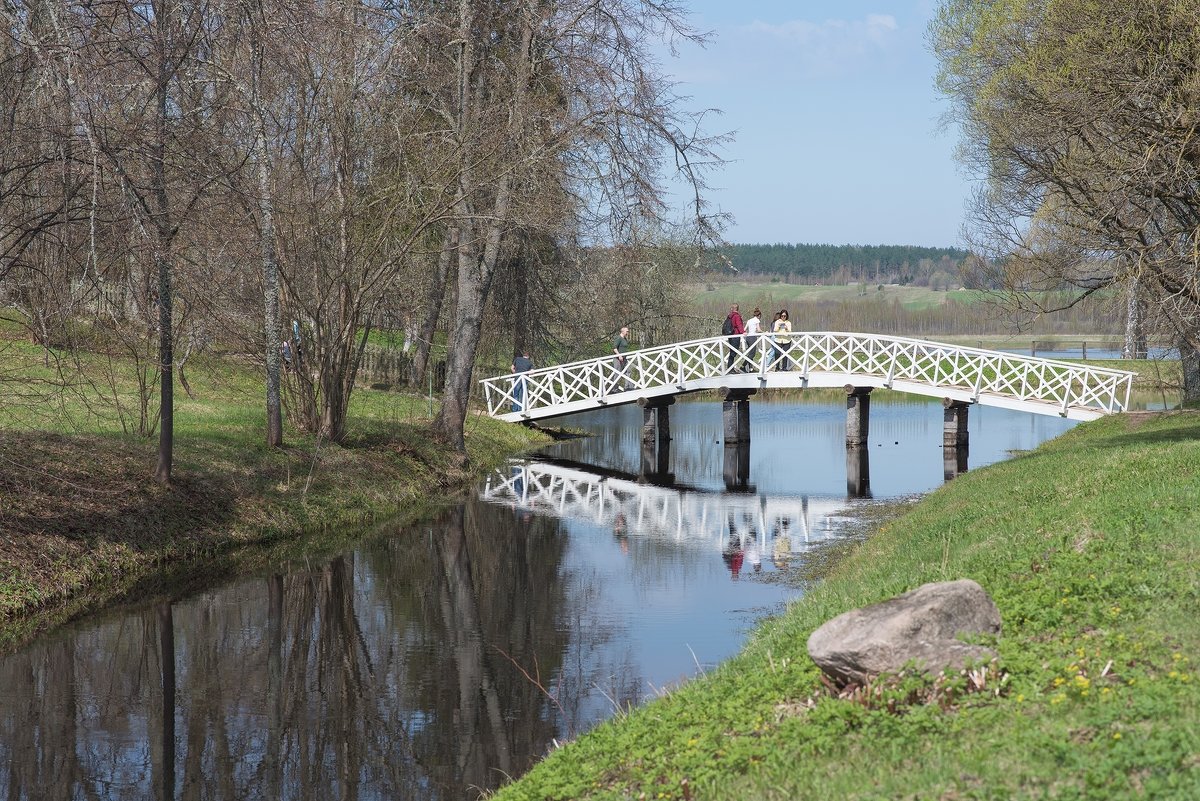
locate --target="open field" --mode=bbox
[493,410,1200,800]
[689,281,986,312]
[684,281,1126,342]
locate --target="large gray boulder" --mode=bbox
[806,578,1001,686]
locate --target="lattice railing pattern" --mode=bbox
[480,332,1136,420]
[481,461,852,550]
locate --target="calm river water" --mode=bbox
[0,395,1078,800]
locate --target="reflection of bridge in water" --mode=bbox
[481,458,870,566]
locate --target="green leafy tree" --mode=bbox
[931,0,1200,394]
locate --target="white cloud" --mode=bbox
[741,13,901,76]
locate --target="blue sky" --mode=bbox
[664,1,970,248]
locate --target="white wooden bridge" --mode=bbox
[480,333,1136,423]
[482,460,857,559]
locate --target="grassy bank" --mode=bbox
[0,338,548,649]
[493,411,1200,800]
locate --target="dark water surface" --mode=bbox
[0,396,1076,800]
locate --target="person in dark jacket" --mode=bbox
[511,351,533,411]
[723,304,745,371]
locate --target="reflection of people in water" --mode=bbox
[511,466,525,501]
[745,532,762,573]
[722,515,744,580]
[613,512,629,555]
[772,518,792,569]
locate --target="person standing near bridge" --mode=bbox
[723,304,745,372]
[511,350,534,411]
[744,307,762,372]
[612,326,632,391]
[773,309,792,370]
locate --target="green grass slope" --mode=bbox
[494,411,1200,801]
[0,334,547,647]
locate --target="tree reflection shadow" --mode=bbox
[0,497,636,799]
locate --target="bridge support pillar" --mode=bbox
[845,385,873,448]
[723,443,753,492]
[943,399,970,448]
[943,446,969,482]
[719,387,756,445]
[640,441,673,484]
[847,445,872,498]
[639,395,675,448]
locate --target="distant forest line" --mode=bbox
[711,243,970,288]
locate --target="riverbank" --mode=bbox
[0,356,549,650]
[493,410,1200,800]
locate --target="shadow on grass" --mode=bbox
[1,431,239,553]
[1086,411,1200,449]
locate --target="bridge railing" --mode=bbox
[482,460,851,551]
[480,332,1136,418]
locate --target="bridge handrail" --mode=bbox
[480,332,1137,419]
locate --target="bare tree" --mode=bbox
[428,0,726,451]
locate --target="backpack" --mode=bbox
[721,315,734,336]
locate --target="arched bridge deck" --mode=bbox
[480,332,1136,423]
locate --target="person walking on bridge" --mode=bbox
[744,307,762,372]
[722,304,745,372]
[612,325,633,391]
[511,350,533,411]
[773,309,793,370]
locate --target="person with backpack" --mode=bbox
[722,304,745,372]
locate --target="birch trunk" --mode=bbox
[251,3,283,447]
[1122,277,1146,360]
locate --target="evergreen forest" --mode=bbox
[710,243,969,286]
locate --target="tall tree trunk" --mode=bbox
[152,12,174,484]
[1122,277,1146,359]
[251,5,283,447]
[1180,335,1200,405]
[413,227,457,388]
[512,242,530,357]
[434,2,529,451]
[436,201,510,451]
[154,242,174,484]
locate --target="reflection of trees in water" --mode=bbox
[394,499,582,788]
[549,574,643,727]
[0,499,580,799]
